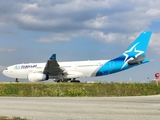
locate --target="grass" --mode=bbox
[0,82,160,97]
[0,116,27,120]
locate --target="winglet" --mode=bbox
[50,54,56,60]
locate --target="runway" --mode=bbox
[0,96,160,120]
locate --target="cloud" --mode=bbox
[36,36,70,43]
[146,9,160,17]
[0,29,14,35]
[149,33,160,47]
[149,32,160,54]
[36,33,71,43]
[0,0,160,46]
[0,0,158,32]
[0,48,15,52]
[89,31,120,42]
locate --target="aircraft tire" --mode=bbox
[70,80,80,82]
[15,78,19,82]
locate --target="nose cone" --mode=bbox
[2,70,8,77]
[2,70,6,76]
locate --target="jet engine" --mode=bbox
[28,73,49,82]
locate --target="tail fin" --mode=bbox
[114,31,152,69]
[96,31,152,76]
[124,31,152,56]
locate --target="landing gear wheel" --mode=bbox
[75,80,80,82]
[56,80,60,82]
[70,80,80,82]
[15,78,19,82]
[70,79,80,82]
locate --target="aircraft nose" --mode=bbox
[2,70,6,76]
[2,70,5,75]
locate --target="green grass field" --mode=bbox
[0,116,27,120]
[0,82,159,97]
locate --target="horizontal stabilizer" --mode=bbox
[128,56,145,65]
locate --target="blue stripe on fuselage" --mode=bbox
[95,56,150,77]
[96,59,125,76]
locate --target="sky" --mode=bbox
[0,0,160,82]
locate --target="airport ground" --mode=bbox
[0,95,160,120]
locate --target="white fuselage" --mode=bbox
[3,60,109,80]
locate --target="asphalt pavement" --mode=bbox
[0,96,160,120]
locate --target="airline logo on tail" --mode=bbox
[121,42,144,69]
[118,31,152,70]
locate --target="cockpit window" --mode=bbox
[5,68,8,70]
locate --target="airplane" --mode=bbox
[3,31,152,82]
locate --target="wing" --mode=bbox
[43,54,63,76]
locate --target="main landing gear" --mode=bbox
[15,78,19,82]
[56,78,80,83]
[70,78,80,82]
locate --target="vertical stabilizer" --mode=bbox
[114,31,152,69]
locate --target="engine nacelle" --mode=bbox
[28,73,49,82]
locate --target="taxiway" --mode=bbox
[0,96,160,120]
